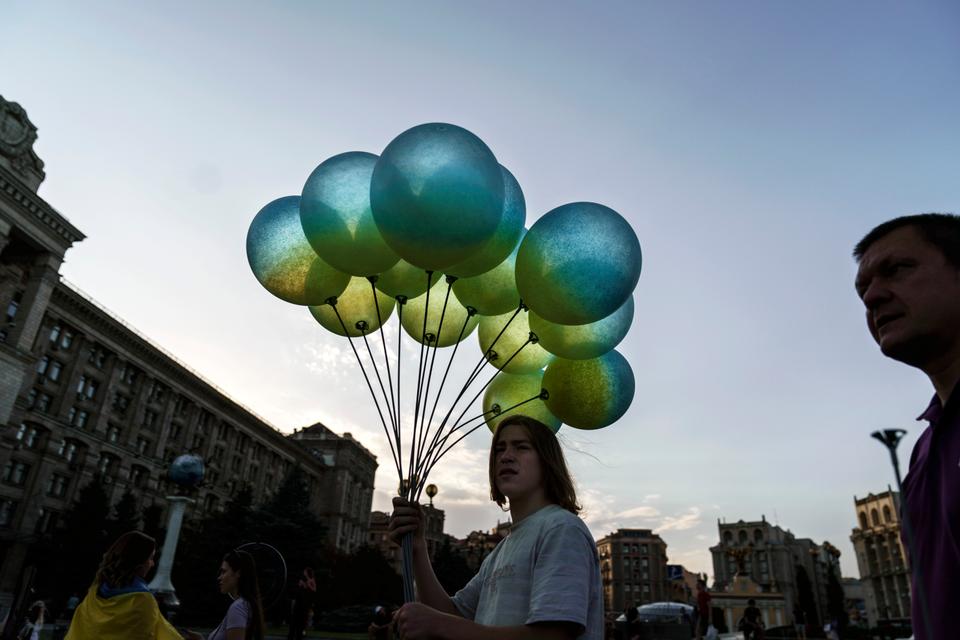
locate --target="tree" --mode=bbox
[107,490,141,541]
[433,536,473,594]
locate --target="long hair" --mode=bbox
[488,415,581,514]
[94,531,156,588]
[223,550,265,640]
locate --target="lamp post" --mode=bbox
[870,429,907,493]
[148,454,205,614]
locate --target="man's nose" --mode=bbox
[861,280,890,309]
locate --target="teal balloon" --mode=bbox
[478,310,554,374]
[451,241,521,316]
[375,259,432,300]
[516,202,641,325]
[401,278,479,347]
[446,165,525,278]
[529,296,634,360]
[483,370,561,433]
[309,276,395,337]
[246,196,350,305]
[371,123,504,271]
[300,151,399,277]
[542,350,634,430]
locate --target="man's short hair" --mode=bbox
[853,213,960,268]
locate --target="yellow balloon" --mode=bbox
[401,278,479,347]
[309,276,395,337]
[478,310,554,374]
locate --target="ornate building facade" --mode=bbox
[0,95,376,614]
[709,516,842,628]
[596,528,669,612]
[849,488,910,624]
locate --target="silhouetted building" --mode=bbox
[597,528,669,611]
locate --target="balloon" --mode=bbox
[483,370,561,433]
[516,202,641,325]
[300,151,399,276]
[370,123,504,271]
[529,296,634,360]
[451,241,521,316]
[401,278,479,347]
[375,259,431,300]
[446,165,525,278]
[246,196,350,305]
[309,276,395,337]
[478,310,553,374]
[542,350,634,430]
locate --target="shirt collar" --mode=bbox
[918,395,943,426]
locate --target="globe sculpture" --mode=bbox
[245,122,644,604]
[169,454,205,488]
[149,453,206,610]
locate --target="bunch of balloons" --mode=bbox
[246,122,641,474]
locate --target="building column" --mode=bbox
[8,253,61,353]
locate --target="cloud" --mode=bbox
[658,507,703,532]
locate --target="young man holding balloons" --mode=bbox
[388,414,603,640]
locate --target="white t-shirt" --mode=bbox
[208,598,250,640]
[451,504,603,639]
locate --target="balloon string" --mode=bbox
[418,303,524,471]
[414,308,476,489]
[360,329,398,437]
[368,277,400,445]
[395,300,404,476]
[418,337,533,482]
[419,392,545,498]
[329,303,402,478]
[413,277,456,492]
[408,271,435,491]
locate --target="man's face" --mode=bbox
[855,226,960,368]
[493,423,543,501]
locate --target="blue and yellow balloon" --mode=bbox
[529,296,634,360]
[371,123,504,271]
[542,349,634,430]
[246,195,350,305]
[516,202,641,325]
[401,278,479,347]
[300,151,399,277]
[309,276,395,337]
[478,310,553,374]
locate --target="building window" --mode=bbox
[58,439,79,463]
[16,423,41,449]
[36,356,49,376]
[112,393,130,416]
[88,347,108,369]
[49,324,61,343]
[129,466,148,487]
[883,506,892,523]
[204,494,219,513]
[143,410,158,431]
[34,508,59,534]
[136,438,152,456]
[2,461,30,486]
[76,376,98,400]
[35,393,51,412]
[47,474,69,498]
[106,426,121,444]
[0,499,18,527]
[48,360,63,382]
[59,330,74,350]
[6,291,23,323]
[871,509,880,526]
[97,453,117,476]
[119,364,139,386]
[68,407,89,429]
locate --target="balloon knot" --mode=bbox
[528,332,540,344]
[325,296,338,306]
[355,320,369,332]
[539,389,550,400]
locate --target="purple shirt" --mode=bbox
[902,387,960,640]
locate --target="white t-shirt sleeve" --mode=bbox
[451,566,485,620]
[526,522,597,630]
[224,599,250,630]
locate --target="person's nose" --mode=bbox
[860,278,891,311]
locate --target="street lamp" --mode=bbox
[870,429,907,492]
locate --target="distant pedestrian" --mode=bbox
[741,599,763,640]
[287,567,316,640]
[368,605,393,640]
[694,580,711,640]
[65,530,181,640]
[792,605,806,640]
[853,213,960,640]
[183,549,265,640]
[16,601,45,640]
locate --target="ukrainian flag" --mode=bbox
[65,585,183,639]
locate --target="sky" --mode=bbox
[3,1,959,579]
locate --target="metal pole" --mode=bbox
[870,429,930,640]
[148,495,194,610]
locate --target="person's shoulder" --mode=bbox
[229,598,251,614]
